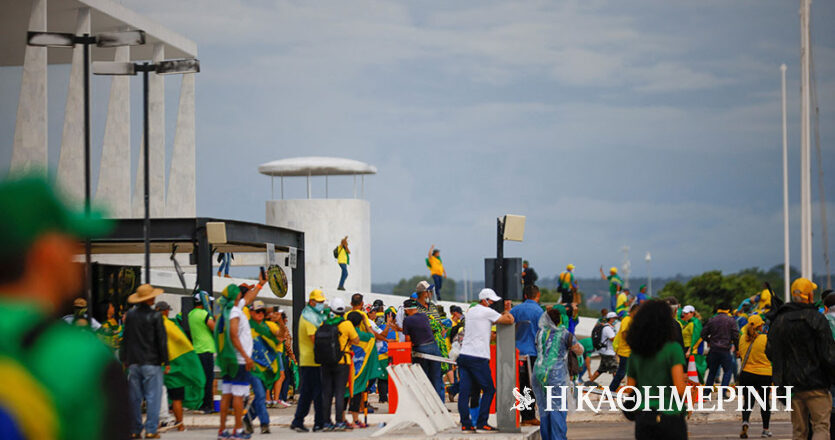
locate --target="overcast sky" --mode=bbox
[2,0,834,283]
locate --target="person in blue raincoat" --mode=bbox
[532,308,584,440]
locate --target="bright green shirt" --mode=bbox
[626,341,686,414]
[607,274,623,297]
[188,308,216,354]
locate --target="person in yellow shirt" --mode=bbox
[609,303,637,391]
[737,314,772,438]
[426,244,447,300]
[337,237,350,291]
[290,290,327,432]
[319,298,360,431]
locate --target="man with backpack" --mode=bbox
[316,297,359,431]
[291,290,328,433]
[558,264,578,306]
[587,312,618,384]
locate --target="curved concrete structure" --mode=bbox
[267,198,371,292]
[259,157,377,177]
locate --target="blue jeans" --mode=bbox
[292,366,324,428]
[610,294,617,312]
[432,275,443,300]
[248,375,269,426]
[414,342,444,402]
[219,253,231,276]
[457,354,495,428]
[338,263,348,289]
[609,356,628,391]
[706,349,734,388]
[540,405,568,440]
[128,364,163,435]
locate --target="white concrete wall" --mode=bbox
[266,198,371,293]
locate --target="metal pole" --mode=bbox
[307,173,311,199]
[83,37,93,319]
[325,174,328,199]
[648,259,652,297]
[271,176,274,200]
[800,0,813,279]
[782,63,791,301]
[495,217,504,301]
[143,64,151,284]
[281,176,284,200]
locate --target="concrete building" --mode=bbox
[2,0,197,217]
[259,157,376,293]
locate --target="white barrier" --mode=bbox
[372,364,457,437]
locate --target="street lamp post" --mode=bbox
[27,30,145,317]
[645,252,652,297]
[93,58,200,284]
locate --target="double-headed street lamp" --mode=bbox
[93,58,200,284]
[27,30,146,317]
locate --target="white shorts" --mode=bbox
[221,382,250,397]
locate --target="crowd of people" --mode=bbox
[4,175,835,440]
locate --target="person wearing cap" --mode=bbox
[188,291,217,413]
[291,289,328,432]
[521,260,538,291]
[767,277,835,440]
[122,283,169,438]
[426,245,446,301]
[245,300,282,434]
[636,285,649,305]
[0,176,130,440]
[403,298,445,401]
[609,303,639,392]
[510,284,544,425]
[319,297,360,431]
[737,314,773,439]
[457,288,514,432]
[587,312,619,384]
[558,264,579,306]
[414,280,451,391]
[62,296,103,329]
[600,266,623,312]
[679,305,705,381]
[702,303,739,394]
[214,274,266,440]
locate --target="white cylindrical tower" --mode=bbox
[259,157,376,293]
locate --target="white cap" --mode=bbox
[478,288,501,302]
[331,297,347,313]
[415,280,431,292]
[682,305,695,314]
[606,312,618,319]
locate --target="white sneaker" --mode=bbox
[278,400,292,408]
[761,430,772,438]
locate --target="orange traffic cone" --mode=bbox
[686,355,700,384]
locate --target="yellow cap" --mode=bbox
[747,314,764,328]
[567,264,575,270]
[309,289,325,302]
[790,278,818,300]
[610,267,618,274]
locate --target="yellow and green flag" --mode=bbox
[163,316,206,409]
[345,330,384,397]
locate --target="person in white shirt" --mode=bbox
[588,312,619,384]
[456,288,514,432]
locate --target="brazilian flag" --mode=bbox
[250,319,280,388]
[345,330,384,397]
[163,316,206,409]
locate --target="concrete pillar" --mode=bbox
[10,0,48,175]
[55,7,90,200]
[133,44,165,217]
[165,73,196,217]
[95,45,132,217]
[495,323,520,432]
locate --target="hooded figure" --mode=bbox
[532,310,581,440]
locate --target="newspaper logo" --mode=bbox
[511,386,535,411]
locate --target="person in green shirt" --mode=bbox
[577,337,594,383]
[0,175,128,440]
[600,266,623,312]
[188,292,217,413]
[624,299,688,440]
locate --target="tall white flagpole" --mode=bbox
[782,64,790,302]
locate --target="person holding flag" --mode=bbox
[156,301,206,432]
[679,305,705,382]
[245,300,284,434]
[345,310,385,428]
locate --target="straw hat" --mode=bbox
[128,284,163,304]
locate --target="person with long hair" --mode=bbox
[624,299,688,440]
[737,314,772,438]
[532,308,583,440]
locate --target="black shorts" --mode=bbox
[597,355,619,374]
[168,386,185,401]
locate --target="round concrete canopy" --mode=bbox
[258,157,377,177]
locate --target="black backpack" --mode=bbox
[591,322,607,351]
[333,246,340,259]
[314,318,347,366]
